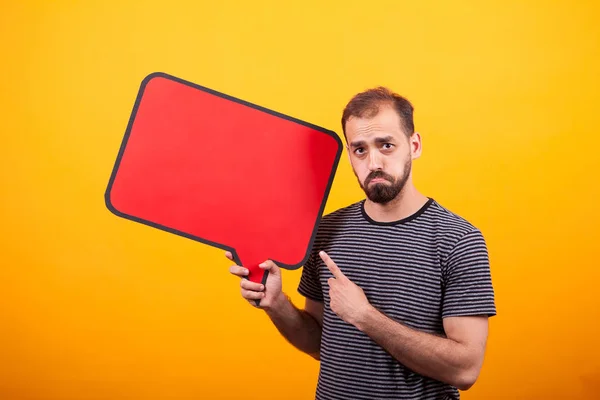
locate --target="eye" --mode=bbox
[354,147,365,155]
[382,143,394,150]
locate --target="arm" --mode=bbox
[266,296,324,360]
[227,251,324,360]
[319,234,496,391]
[355,310,488,390]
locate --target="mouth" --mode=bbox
[369,178,389,184]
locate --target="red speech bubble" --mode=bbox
[105,73,342,298]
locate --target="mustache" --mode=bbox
[364,170,395,185]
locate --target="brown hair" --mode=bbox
[341,86,414,139]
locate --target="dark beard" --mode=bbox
[360,159,411,204]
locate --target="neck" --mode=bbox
[363,182,429,223]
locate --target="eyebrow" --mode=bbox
[374,135,395,144]
[350,136,395,148]
[349,140,366,148]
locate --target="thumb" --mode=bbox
[259,260,280,275]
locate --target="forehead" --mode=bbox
[345,105,404,142]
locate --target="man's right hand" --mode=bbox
[226,251,284,310]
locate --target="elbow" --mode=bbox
[455,378,475,391]
[452,351,485,391]
[453,369,480,391]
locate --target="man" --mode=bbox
[227,87,496,400]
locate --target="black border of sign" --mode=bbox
[104,72,343,299]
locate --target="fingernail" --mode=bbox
[243,268,249,274]
[260,285,265,290]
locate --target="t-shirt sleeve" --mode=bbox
[442,228,497,318]
[297,249,324,302]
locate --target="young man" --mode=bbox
[227,87,497,400]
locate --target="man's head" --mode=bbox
[341,87,422,204]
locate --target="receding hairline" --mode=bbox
[343,102,411,136]
[344,101,399,121]
[341,86,415,139]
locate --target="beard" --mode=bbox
[359,158,411,204]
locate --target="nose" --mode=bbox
[368,151,383,171]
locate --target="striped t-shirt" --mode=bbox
[298,198,496,400]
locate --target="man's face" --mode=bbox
[344,105,420,204]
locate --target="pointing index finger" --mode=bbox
[320,251,344,279]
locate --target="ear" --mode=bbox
[410,132,423,159]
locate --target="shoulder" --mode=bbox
[426,199,481,234]
[423,199,487,252]
[310,200,363,243]
[319,200,363,226]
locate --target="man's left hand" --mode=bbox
[319,251,373,327]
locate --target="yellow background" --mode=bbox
[1,1,599,399]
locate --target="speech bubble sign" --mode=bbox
[105,72,342,298]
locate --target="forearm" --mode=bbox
[356,306,477,390]
[265,293,322,359]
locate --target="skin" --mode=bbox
[227,103,490,390]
